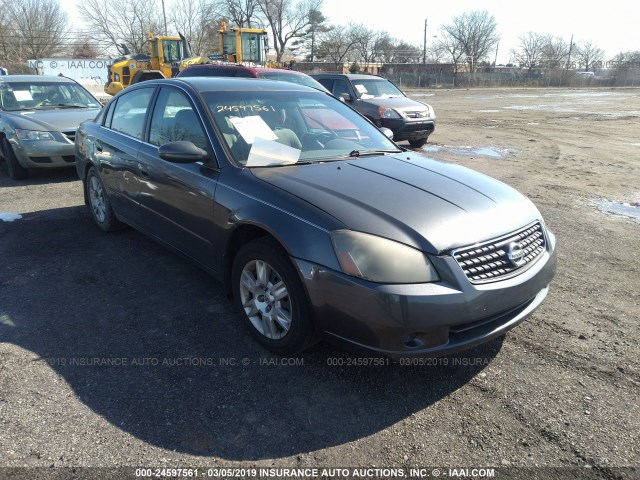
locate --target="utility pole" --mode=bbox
[493,41,499,68]
[565,34,574,70]
[423,18,427,64]
[161,0,168,36]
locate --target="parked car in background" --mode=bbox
[177,64,330,93]
[76,77,556,357]
[0,75,102,179]
[312,73,436,147]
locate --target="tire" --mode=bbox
[408,138,428,148]
[85,166,124,232]
[231,237,316,354]
[2,139,28,180]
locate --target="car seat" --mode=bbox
[260,108,302,149]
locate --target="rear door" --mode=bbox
[94,86,155,224]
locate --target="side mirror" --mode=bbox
[159,141,209,163]
[379,127,394,140]
[339,93,352,102]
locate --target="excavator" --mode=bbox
[104,32,196,96]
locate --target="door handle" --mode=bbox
[137,163,150,178]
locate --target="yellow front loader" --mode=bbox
[105,33,193,96]
[216,21,269,65]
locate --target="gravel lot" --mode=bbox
[1,87,638,479]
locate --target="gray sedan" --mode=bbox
[75,77,556,357]
[0,75,101,179]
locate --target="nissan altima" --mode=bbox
[0,75,102,179]
[75,77,556,357]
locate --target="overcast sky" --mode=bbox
[60,0,638,63]
[321,0,639,63]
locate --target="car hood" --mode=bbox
[9,108,100,131]
[252,154,542,254]
[360,96,429,113]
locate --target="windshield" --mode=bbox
[162,39,184,63]
[204,90,399,167]
[0,81,101,111]
[257,71,329,92]
[351,79,404,99]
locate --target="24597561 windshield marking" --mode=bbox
[216,105,275,113]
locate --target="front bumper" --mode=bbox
[295,231,556,357]
[10,138,76,169]
[382,117,436,141]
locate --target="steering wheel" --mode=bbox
[312,130,338,145]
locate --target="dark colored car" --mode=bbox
[75,77,556,357]
[312,73,435,148]
[177,64,329,93]
[0,75,102,179]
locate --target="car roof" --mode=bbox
[312,73,387,81]
[254,68,309,76]
[0,75,78,84]
[181,64,258,74]
[179,64,313,77]
[149,76,322,93]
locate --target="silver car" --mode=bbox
[0,75,101,179]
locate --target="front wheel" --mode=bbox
[231,237,316,354]
[2,139,28,180]
[408,138,428,148]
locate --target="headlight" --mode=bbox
[15,129,55,141]
[379,107,402,119]
[331,230,439,284]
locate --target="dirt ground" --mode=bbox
[0,88,638,479]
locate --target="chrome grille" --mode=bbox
[62,130,76,143]
[453,222,546,283]
[405,111,429,118]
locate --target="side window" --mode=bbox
[103,99,115,127]
[317,78,333,91]
[332,79,350,98]
[149,87,207,150]
[109,87,154,139]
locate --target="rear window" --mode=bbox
[257,71,328,92]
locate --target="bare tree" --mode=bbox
[575,40,604,72]
[170,0,220,55]
[540,35,570,69]
[80,0,164,53]
[69,32,107,58]
[0,0,69,60]
[434,29,466,80]
[392,40,421,64]
[350,24,382,66]
[440,10,499,73]
[374,33,394,63]
[219,0,262,28]
[315,24,357,70]
[257,0,323,62]
[511,32,545,75]
[424,44,446,63]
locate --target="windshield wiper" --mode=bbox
[54,103,93,108]
[346,149,401,158]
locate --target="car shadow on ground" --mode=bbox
[0,205,503,460]
[0,165,79,186]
